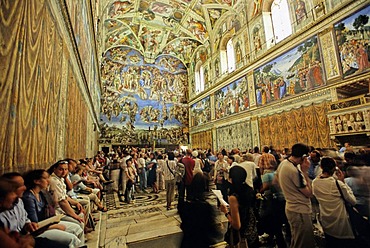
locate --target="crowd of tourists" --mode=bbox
[1,143,370,248]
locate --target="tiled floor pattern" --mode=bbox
[96,188,325,248]
[99,189,185,248]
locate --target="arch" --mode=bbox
[261,0,292,47]
[194,60,204,94]
[226,39,235,72]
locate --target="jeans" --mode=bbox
[138,168,147,190]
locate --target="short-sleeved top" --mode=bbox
[70,173,87,192]
[276,159,311,214]
[0,199,31,232]
[22,190,48,222]
[163,160,176,181]
[312,176,355,238]
[182,156,195,186]
[49,173,68,214]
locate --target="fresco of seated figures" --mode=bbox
[215,76,249,120]
[100,46,189,145]
[254,35,325,106]
[190,96,211,127]
[334,5,370,78]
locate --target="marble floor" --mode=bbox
[90,187,325,248]
[96,189,227,248]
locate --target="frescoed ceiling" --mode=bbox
[98,0,242,145]
[101,0,241,64]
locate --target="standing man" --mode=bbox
[276,143,315,248]
[119,151,131,202]
[178,149,195,209]
[259,146,277,175]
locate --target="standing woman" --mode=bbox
[312,157,357,248]
[146,153,158,193]
[213,152,230,205]
[137,152,147,193]
[221,166,258,248]
[163,152,177,210]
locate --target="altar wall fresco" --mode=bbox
[0,1,94,173]
[100,46,189,145]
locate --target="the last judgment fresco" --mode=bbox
[100,46,189,145]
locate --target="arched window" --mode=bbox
[220,50,228,75]
[271,0,292,43]
[220,37,235,75]
[263,0,292,48]
[226,39,235,72]
[195,62,204,93]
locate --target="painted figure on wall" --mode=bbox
[215,77,249,120]
[191,97,211,126]
[294,0,307,24]
[254,36,325,106]
[335,6,370,77]
[100,46,189,145]
[252,0,262,17]
[253,27,262,52]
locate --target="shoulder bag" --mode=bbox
[335,180,370,245]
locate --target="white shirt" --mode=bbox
[312,176,356,238]
[237,161,258,188]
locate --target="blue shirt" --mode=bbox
[22,190,47,222]
[0,198,31,232]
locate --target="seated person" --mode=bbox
[47,161,86,232]
[22,169,84,247]
[86,157,113,185]
[0,173,72,248]
[71,166,107,212]
[0,177,35,248]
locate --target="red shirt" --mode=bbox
[182,156,195,186]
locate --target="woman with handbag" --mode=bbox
[220,165,258,248]
[312,157,357,248]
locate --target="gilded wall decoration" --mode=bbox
[216,121,252,152]
[318,28,340,80]
[215,76,249,120]
[258,102,332,150]
[0,0,89,173]
[100,46,189,145]
[334,5,370,78]
[190,96,211,127]
[254,35,325,106]
[191,130,213,150]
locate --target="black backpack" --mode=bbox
[202,158,211,172]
